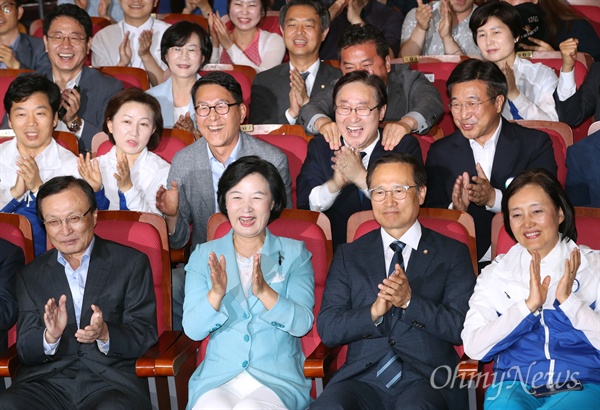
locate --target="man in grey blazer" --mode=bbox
[0,0,50,71]
[0,176,157,409]
[156,72,292,329]
[312,153,475,410]
[249,0,341,125]
[298,24,443,150]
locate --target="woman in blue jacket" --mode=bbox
[183,156,315,409]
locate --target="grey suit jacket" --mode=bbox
[14,34,51,72]
[14,237,157,405]
[298,64,443,135]
[249,62,341,124]
[318,227,475,409]
[167,132,293,250]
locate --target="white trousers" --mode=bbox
[192,371,287,409]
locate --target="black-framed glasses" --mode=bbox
[43,207,92,229]
[0,2,15,13]
[195,102,239,117]
[334,105,379,117]
[368,186,418,202]
[46,34,87,46]
[448,96,498,114]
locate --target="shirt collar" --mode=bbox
[53,69,83,90]
[207,135,242,166]
[380,220,422,253]
[57,236,95,268]
[289,59,320,78]
[122,17,154,35]
[469,117,502,149]
[342,130,380,157]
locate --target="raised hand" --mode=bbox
[559,38,578,73]
[317,119,343,150]
[211,12,232,50]
[332,146,366,188]
[347,0,367,25]
[502,62,520,101]
[451,171,470,212]
[114,151,133,192]
[328,0,349,21]
[378,265,412,308]
[437,0,452,40]
[525,251,551,313]
[75,304,109,343]
[16,154,43,193]
[0,45,20,69]
[118,32,132,67]
[78,153,103,192]
[556,247,581,304]
[520,37,555,52]
[415,0,433,31]
[60,87,81,125]
[44,295,68,344]
[9,173,26,199]
[174,112,196,134]
[381,121,410,151]
[466,163,495,207]
[156,181,179,217]
[207,252,228,310]
[288,68,310,119]
[138,29,154,59]
[251,253,278,310]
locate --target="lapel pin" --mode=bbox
[423,249,428,254]
[321,84,325,89]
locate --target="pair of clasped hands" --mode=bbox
[44,296,109,345]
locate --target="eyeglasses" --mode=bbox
[195,102,239,117]
[43,207,92,229]
[169,45,201,56]
[368,186,418,202]
[46,34,87,46]
[0,2,15,13]
[334,105,379,117]
[448,96,498,114]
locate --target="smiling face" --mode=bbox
[340,42,391,84]
[450,0,475,15]
[107,101,155,160]
[165,33,204,79]
[370,162,426,239]
[43,16,91,76]
[226,172,274,240]
[8,92,58,156]
[450,79,504,146]
[508,184,564,259]
[229,0,263,31]
[0,1,23,39]
[476,16,517,67]
[282,4,327,61]
[194,83,246,153]
[120,0,158,26]
[335,81,385,150]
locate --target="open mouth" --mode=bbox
[207,125,224,132]
[239,216,256,226]
[524,231,541,239]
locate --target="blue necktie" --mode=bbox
[300,71,309,82]
[377,240,405,389]
[508,100,523,120]
[358,151,367,204]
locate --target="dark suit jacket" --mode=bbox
[318,227,476,410]
[249,62,341,124]
[296,130,422,248]
[14,34,51,72]
[39,66,123,153]
[298,64,443,135]
[14,237,157,405]
[565,130,600,207]
[0,238,22,362]
[554,62,600,127]
[425,118,557,259]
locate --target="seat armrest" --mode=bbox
[136,330,183,377]
[0,344,20,377]
[304,342,346,380]
[457,355,480,381]
[154,333,202,377]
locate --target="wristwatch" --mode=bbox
[68,117,82,133]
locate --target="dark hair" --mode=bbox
[332,70,387,109]
[4,74,61,116]
[337,24,389,62]
[103,88,163,151]
[15,0,22,7]
[366,152,427,189]
[469,1,522,45]
[538,0,587,47]
[447,59,508,100]
[191,71,243,107]
[227,0,269,18]
[279,0,331,32]
[502,168,577,243]
[37,176,97,221]
[43,4,93,39]
[160,21,213,68]
[217,156,286,224]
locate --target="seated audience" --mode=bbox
[0,176,158,409]
[565,130,600,208]
[59,0,124,22]
[0,74,80,256]
[506,0,600,62]
[21,4,124,153]
[0,0,50,71]
[320,0,404,60]
[425,59,557,265]
[92,0,171,86]
[299,24,443,152]
[297,71,422,248]
[155,71,292,330]
[208,0,285,72]
[147,21,212,137]
[554,39,600,127]
[184,156,314,410]
[470,1,558,121]
[311,152,475,410]
[462,168,600,409]
[0,238,22,391]
[249,0,341,125]
[400,0,480,57]
[78,88,169,214]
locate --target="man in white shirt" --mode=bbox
[91,0,170,86]
[249,0,341,125]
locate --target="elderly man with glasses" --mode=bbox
[156,71,292,330]
[425,59,557,270]
[297,70,422,249]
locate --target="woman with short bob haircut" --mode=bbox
[462,168,600,409]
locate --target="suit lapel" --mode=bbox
[78,66,90,118]
[80,238,112,327]
[45,254,79,327]
[453,133,478,176]
[248,230,280,310]
[312,64,330,97]
[196,141,217,213]
[491,119,519,189]
[219,232,248,309]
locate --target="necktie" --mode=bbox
[300,71,309,81]
[388,240,406,276]
[507,100,523,120]
[358,151,367,203]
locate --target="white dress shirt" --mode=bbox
[555,69,577,102]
